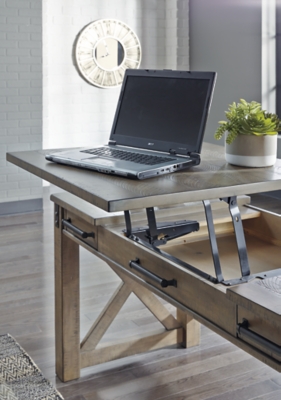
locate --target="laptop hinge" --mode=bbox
[108,140,116,145]
[169,149,177,155]
[188,151,200,158]
[188,152,201,164]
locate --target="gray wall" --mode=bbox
[189,0,262,145]
[0,0,43,214]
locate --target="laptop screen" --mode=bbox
[110,70,216,155]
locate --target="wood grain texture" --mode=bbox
[52,192,194,380]
[51,191,252,227]
[55,204,81,381]
[227,279,281,317]
[80,282,131,351]
[80,328,184,369]
[255,276,281,295]
[98,225,237,336]
[0,192,280,400]
[177,308,200,348]
[61,227,276,368]
[92,205,281,371]
[7,143,281,211]
[243,209,281,246]
[227,272,281,348]
[237,306,281,348]
[2,181,281,398]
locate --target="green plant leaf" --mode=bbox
[214,99,281,143]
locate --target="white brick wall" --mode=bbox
[0,0,189,212]
[0,0,42,208]
[177,0,189,69]
[43,0,189,150]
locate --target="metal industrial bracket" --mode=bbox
[124,206,199,246]
[124,206,218,284]
[124,196,281,287]
[203,196,251,285]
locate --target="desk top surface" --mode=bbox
[7,143,281,212]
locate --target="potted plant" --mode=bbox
[214,99,281,167]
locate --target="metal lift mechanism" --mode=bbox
[124,196,280,286]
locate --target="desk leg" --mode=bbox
[54,205,80,382]
[177,309,200,348]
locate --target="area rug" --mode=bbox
[0,334,63,400]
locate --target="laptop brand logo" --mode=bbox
[148,143,154,146]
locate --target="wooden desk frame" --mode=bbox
[6,144,281,382]
[52,192,281,382]
[54,198,201,382]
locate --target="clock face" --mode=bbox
[75,19,142,88]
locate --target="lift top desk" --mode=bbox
[6,142,281,382]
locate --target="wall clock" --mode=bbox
[75,19,142,88]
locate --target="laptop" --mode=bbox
[46,69,216,179]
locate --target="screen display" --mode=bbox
[112,75,211,148]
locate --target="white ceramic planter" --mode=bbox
[225,134,277,167]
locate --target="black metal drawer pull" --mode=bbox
[62,219,95,239]
[129,258,177,288]
[237,319,281,360]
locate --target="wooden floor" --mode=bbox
[1,188,281,400]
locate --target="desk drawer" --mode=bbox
[56,191,281,372]
[227,277,281,360]
[98,225,281,370]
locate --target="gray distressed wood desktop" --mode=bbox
[7,142,281,212]
[6,142,281,381]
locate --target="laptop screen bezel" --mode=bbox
[109,69,217,156]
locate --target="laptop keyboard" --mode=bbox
[81,147,176,166]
